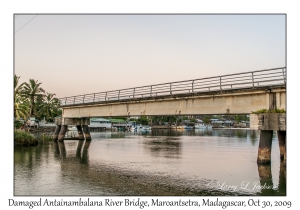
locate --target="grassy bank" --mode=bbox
[40,132,54,141]
[14,130,38,146]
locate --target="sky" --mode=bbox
[14,14,285,98]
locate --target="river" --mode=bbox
[14,128,286,196]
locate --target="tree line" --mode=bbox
[14,75,62,123]
[116,114,249,126]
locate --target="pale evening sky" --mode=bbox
[15,14,285,98]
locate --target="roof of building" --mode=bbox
[90,118,110,122]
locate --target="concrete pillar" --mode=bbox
[76,125,85,140]
[58,125,68,141]
[82,125,92,140]
[277,130,286,161]
[257,130,273,164]
[53,125,61,141]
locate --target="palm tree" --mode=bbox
[14,75,23,99]
[22,79,45,116]
[37,92,60,121]
[14,75,29,120]
[14,95,30,120]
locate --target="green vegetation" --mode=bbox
[127,116,182,125]
[251,109,286,114]
[14,120,23,129]
[111,116,128,121]
[14,130,38,146]
[14,75,30,120]
[190,118,197,123]
[234,115,249,123]
[136,116,149,125]
[202,116,211,124]
[126,115,251,125]
[109,118,126,123]
[22,78,45,116]
[40,132,54,141]
[14,74,62,124]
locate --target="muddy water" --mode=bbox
[14,129,286,196]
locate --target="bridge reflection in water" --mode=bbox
[14,129,286,196]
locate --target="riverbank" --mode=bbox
[14,130,38,146]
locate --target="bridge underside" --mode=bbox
[61,87,286,118]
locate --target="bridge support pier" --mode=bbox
[54,117,91,141]
[277,130,286,163]
[53,125,61,141]
[58,125,68,141]
[82,125,92,141]
[257,130,273,164]
[250,113,286,165]
[76,125,85,140]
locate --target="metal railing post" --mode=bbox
[118,90,120,99]
[83,95,85,103]
[65,97,67,105]
[105,92,107,101]
[74,96,76,104]
[252,72,254,87]
[220,76,222,90]
[133,88,135,98]
[170,83,172,95]
[150,85,152,96]
[93,93,95,102]
[192,80,194,92]
[282,68,286,83]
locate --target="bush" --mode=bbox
[41,132,54,141]
[14,121,23,129]
[14,130,38,146]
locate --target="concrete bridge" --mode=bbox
[59,67,286,117]
[55,67,286,165]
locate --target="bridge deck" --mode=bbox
[61,84,286,108]
[59,67,286,108]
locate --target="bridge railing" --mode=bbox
[59,67,286,106]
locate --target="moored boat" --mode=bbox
[194,123,208,129]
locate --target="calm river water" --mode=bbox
[14,128,286,196]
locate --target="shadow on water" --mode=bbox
[14,130,286,196]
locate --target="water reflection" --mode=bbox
[14,129,286,196]
[143,137,182,159]
[81,140,91,164]
[277,161,286,194]
[57,141,66,159]
[134,128,256,138]
[54,140,91,164]
[256,160,286,196]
